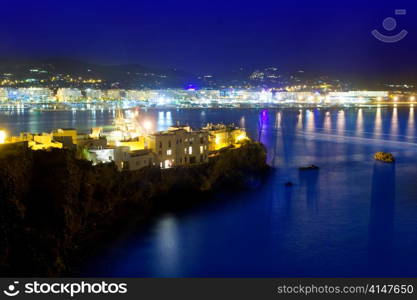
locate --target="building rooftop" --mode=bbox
[130,149,152,157]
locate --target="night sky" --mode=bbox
[1,0,417,79]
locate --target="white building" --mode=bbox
[56,88,82,102]
[327,91,389,103]
[88,146,156,171]
[85,88,103,101]
[275,92,317,102]
[0,88,8,102]
[104,89,124,100]
[145,126,209,169]
[125,90,148,101]
[122,149,156,171]
[8,88,54,102]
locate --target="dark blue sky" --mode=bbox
[1,0,417,78]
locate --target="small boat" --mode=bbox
[299,165,319,171]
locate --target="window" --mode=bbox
[164,160,171,169]
[167,149,172,155]
[200,145,203,154]
[189,146,193,155]
[159,141,162,149]
[168,140,171,148]
[184,147,187,154]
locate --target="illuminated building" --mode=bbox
[85,88,103,101]
[0,122,250,171]
[9,132,63,150]
[104,89,124,100]
[30,133,63,150]
[115,137,146,151]
[88,147,119,165]
[88,146,155,171]
[8,88,54,102]
[56,88,82,102]
[145,126,209,169]
[121,149,156,171]
[327,91,389,103]
[203,123,248,151]
[0,88,8,102]
[275,92,317,103]
[77,135,107,149]
[125,90,148,101]
[52,129,78,146]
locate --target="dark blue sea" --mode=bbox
[2,106,417,277]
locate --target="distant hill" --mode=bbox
[0,58,197,89]
[0,58,412,91]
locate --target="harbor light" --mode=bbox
[0,130,6,144]
[410,96,416,101]
[143,120,153,132]
[236,133,248,142]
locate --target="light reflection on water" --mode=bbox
[407,107,415,140]
[2,107,417,277]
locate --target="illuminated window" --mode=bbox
[167,149,172,155]
[200,146,203,154]
[184,148,187,154]
[189,146,193,155]
[164,160,171,169]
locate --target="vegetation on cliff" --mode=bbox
[0,141,268,276]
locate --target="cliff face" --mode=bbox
[0,142,268,276]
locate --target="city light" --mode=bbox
[143,120,153,132]
[0,130,6,144]
[236,134,248,142]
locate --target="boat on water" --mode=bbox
[299,164,320,171]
